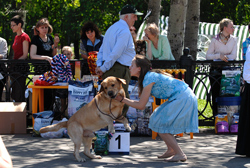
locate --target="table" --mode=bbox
[28,85,68,126]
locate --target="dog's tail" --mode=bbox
[39,121,68,133]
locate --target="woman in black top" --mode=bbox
[30,18,60,111]
[30,18,59,63]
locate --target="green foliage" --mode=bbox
[0,0,150,58]
[200,0,250,25]
[1,0,249,59]
[200,0,239,24]
[236,0,250,25]
[160,0,171,17]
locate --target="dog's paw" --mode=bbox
[108,128,115,134]
[126,126,132,132]
[109,129,115,134]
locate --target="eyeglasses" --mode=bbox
[10,24,17,27]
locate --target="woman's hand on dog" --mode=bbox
[115,95,124,102]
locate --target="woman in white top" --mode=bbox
[206,18,237,116]
[236,46,250,157]
[206,18,237,61]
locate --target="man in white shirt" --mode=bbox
[96,4,143,116]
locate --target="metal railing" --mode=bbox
[0,58,245,126]
[0,59,90,102]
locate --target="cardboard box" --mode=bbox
[0,102,27,134]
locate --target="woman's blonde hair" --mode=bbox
[144,23,159,37]
[34,18,53,35]
[62,46,72,53]
[219,18,233,32]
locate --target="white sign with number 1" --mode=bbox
[109,132,130,153]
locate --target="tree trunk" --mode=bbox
[147,0,162,25]
[168,0,188,60]
[184,0,200,60]
[74,39,79,60]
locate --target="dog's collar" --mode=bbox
[94,98,124,120]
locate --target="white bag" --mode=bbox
[40,118,68,138]
[33,111,54,136]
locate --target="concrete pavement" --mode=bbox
[1,129,250,168]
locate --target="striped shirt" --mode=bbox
[51,54,72,82]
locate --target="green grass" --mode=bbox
[198,99,213,119]
[198,99,215,129]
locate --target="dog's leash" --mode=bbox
[94,98,124,120]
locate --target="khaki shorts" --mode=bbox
[102,62,131,116]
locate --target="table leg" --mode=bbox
[32,88,39,127]
[39,88,44,112]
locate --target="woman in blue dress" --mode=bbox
[115,55,199,162]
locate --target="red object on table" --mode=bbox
[87,51,98,75]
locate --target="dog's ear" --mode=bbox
[99,81,105,93]
[99,85,104,93]
[116,78,126,85]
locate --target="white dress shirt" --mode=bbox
[96,19,135,73]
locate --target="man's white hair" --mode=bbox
[119,13,132,19]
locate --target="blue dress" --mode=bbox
[144,72,199,134]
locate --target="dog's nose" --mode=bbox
[108,91,114,97]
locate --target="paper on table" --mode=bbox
[213,59,234,61]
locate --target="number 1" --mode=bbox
[115,135,121,149]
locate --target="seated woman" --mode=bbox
[206,18,237,61]
[206,18,237,116]
[143,23,175,60]
[79,21,103,59]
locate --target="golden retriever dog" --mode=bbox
[40,76,131,162]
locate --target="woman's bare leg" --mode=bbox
[158,133,187,162]
[158,133,175,158]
